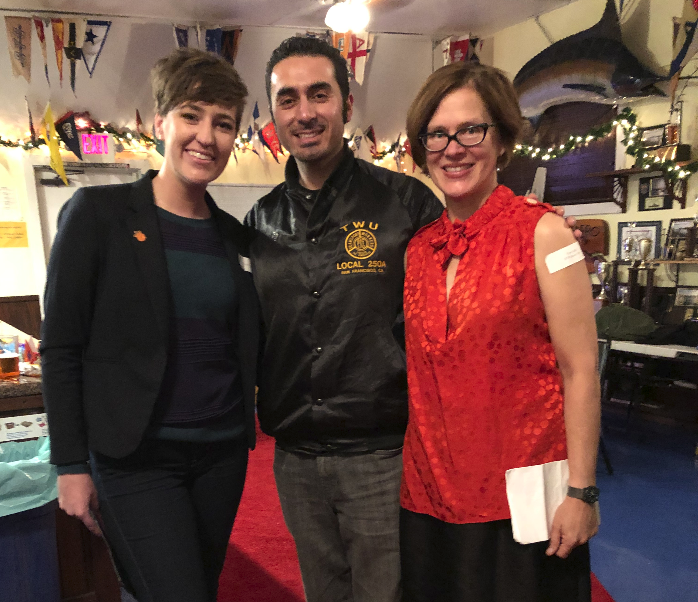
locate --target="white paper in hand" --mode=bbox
[505,459,569,544]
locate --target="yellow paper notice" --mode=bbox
[0,222,29,247]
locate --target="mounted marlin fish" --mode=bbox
[514,0,664,119]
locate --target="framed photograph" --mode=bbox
[639,125,665,149]
[616,221,662,260]
[674,287,698,307]
[638,176,671,211]
[667,218,694,240]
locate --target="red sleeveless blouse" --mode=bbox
[401,185,568,524]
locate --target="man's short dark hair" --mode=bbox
[265,37,351,120]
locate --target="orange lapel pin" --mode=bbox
[133,231,147,242]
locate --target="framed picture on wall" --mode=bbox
[616,221,662,260]
[667,218,694,240]
[639,125,665,148]
[674,287,698,307]
[664,217,696,259]
[638,176,671,211]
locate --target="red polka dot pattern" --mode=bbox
[401,186,568,524]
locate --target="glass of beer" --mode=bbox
[0,352,20,381]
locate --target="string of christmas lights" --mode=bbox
[511,107,698,185]
[2,108,698,183]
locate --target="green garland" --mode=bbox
[512,107,698,186]
[3,107,698,185]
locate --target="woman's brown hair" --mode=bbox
[151,47,248,134]
[406,62,523,173]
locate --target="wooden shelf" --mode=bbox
[586,166,690,210]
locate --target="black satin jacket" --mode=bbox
[245,144,443,454]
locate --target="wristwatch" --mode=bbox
[567,485,600,505]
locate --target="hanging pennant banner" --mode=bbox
[55,112,83,160]
[364,125,377,157]
[252,101,260,129]
[174,25,189,48]
[345,32,373,85]
[351,127,372,162]
[196,24,204,49]
[332,31,348,56]
[44,103,68,185]
[221,27,242,65]
[403,137,416,173]
[64,19,87,94]
[394,132,403,172]
[260,122,283,163]
[449,35,471,63]
[205,28,222,55]
[82,20,111,77]
[5,17,32,83]
[25,97,37,145]
[34,18,50,84]
[51,19,64,86]
[152,124,165,156]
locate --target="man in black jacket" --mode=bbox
[244,37,443,602]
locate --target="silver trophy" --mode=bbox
[595,260,610,301]
[638,238,653,268]
[622,235,635,261]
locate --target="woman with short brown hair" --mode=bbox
[42,48,259,602]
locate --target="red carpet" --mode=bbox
[218,427,304,602]
[218,424,615,602]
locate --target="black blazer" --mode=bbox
[41,171,260,466]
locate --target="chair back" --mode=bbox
[597,339,610,380]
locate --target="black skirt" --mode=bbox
[400,508,591,602]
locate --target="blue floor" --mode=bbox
[590,418,698,602]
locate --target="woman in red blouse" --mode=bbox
[400,62,600,601]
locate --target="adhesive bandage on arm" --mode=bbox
[544,242,584,274]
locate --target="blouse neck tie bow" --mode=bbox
[430,219,470,268]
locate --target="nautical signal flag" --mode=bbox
[174,25,189,48]
[260,122,283,163]
[364,125,377,157]
[51,19,64,86]
[82,20,111,77]
[34,18,50,84]
[205,28,223,55]
[44,103,68,185]
[221,28,242,65]
[63,18,87,93]
[333,32,373,85]
[5,16,32,83]
[55,112,83,160]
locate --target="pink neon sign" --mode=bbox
[81,133,110,155]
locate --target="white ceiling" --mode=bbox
[5,0,574,37]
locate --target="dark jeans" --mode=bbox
[273,446,403,602]
[91,436,248,602]
[400,508,591,602]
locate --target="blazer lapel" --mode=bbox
[125,172,171,340]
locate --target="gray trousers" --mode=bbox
[273,446,403,602]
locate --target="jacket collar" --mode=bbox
[127,170,222,216]
[284,141,355,199]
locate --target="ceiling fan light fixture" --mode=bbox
[325,1,370,33]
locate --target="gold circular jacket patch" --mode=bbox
[345,229,377,259]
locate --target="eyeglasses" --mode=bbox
[419,123,495,152]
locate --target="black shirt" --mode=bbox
[245,144,443,454]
